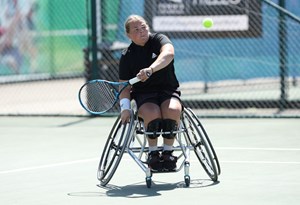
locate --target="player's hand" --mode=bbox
[120,109,131,124]
[137,67,152,82]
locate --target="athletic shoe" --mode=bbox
[162,150,177,171]
[147,151,163,171]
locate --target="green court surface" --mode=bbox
[0,116,299,205]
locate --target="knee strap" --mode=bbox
[146,118,162,139]
[162,119,178,139]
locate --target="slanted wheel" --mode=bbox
[182,108,220,182]
[97,110,134,186]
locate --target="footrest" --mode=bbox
[151,169,177,173]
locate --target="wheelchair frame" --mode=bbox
[97,107,221,188]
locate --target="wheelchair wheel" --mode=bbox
[97,110,134,186]
[182,108,220,182]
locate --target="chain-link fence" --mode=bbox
[0,0,300,117]
[0,0,87,116]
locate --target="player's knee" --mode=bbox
[162,119,178,139]
[146,118,162,139]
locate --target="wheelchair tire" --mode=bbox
[97,110,134,186]
[182,108,220,182]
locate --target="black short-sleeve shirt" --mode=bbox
[119,33,179,93]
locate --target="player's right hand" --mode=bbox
[120,109,131,124]
[137,67,152,82]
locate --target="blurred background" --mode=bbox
[0,0,299,117]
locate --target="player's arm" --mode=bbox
[137,43,174,81]
[118,52,132,110]
[119,80,131,100]
[149,43,174,73]
[119,80,131,124]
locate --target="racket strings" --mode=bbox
[81,82,117,113]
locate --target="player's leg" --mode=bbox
[138,102,163,171]
[160,96,182,171]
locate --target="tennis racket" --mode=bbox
[78,77,140,115]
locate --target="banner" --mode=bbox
[144,0,262,38]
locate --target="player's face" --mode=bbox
[127,21,149,46]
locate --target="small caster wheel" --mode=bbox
[146,177,152,188]
[184,175,190,187]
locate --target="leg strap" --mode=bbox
[146,118,162,139]
[162,119,178,139]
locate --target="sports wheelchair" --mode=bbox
[97,105,221,188]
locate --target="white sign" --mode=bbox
[153,15,249,32]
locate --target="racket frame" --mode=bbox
[78,77,140,115]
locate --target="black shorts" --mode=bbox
[132,89,181,109]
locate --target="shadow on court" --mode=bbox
[67,179,219,199]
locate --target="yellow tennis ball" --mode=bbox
[202,18,213,28]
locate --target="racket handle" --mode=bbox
[129,77,141,85]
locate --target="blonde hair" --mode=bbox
[124,15,149,34]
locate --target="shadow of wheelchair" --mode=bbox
[67,179,219,198]
[99,179,220,198]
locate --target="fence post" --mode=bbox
[90,0,99,80]
[278,0,288,110]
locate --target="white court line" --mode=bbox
[216,147,300,151]
[1,147,300,175]
[221,160,300,164]
[0,158,98,175]
[1,158,299,176]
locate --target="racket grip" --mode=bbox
[129,77,141,85]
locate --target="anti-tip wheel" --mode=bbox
[184,175,190,187]
[146,177,152,188]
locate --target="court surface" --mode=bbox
[0,116,299,205]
